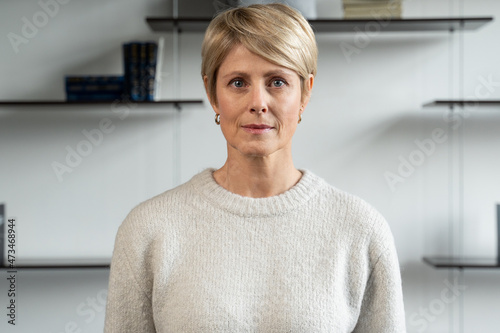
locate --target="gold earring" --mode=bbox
[215,113,220,125]
[298,106,304,124]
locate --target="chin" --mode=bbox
[242,150,272,158]
[230,141,284,159]
[235,145,272,158]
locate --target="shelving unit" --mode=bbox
[422,202,500,270]
[4,2,495,286]
[146,17,493,33]
[0,99,203,108]
[423,257,500,269]
[423,100,500,107]
[413,11,500,332]
[423,102,500,273]
[0,264,109,269]
[0,257,110,270]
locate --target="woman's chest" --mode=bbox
[150,243,361,333]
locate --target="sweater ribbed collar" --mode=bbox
[190,168,323,218]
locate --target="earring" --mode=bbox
[215,113,220,125]
[298,105,304,124]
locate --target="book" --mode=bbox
[154,37,164,101]
[138,42,147,101]
[145,42,158,101]
[66,93,124,101]
[343,0,401,4]
[123,43,131,100]
[65,76,124,101]
[344,7,402,19]
[64,40,159,102]
[122,41,159,101]
[343,0,402,19]
[129,42,141,101]
[65,76,124,92]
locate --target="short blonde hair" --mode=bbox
[201,3,318,103]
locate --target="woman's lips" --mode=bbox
[241,124,274,134]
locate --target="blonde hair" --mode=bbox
[201,3,318,103]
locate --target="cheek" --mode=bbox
[217,98,242,136]
[281,105,301,133]
[275,111,299,135]
[218,98,237,122]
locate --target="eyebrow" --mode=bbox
[221,69,294,80]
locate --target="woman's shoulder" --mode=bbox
[308,171,382,215]
[117,170,210,236]
[315,176,396,259]
[307,170,392,238]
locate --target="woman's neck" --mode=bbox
[213,153,302,198]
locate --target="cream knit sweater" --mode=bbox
[104,169,406,332]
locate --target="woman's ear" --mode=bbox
[301,74,315,108]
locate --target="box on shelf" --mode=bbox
[342,0,402,19]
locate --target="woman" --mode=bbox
[105,4,406,332]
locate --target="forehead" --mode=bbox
[218,44,297,78]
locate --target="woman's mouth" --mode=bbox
[241,124,274,134]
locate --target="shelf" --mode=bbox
[146,17,493,33]
[423,100,500,107]
[0,258,110,269]
[1,264,110,270]
[423,256,500,269]
[0,99,203,107]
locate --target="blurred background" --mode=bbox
[1,0,499,332]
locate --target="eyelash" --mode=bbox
[229,79,245,88]
[272,78,287,87]
[228,78,288,88]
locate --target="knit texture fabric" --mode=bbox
[104,169,406,332]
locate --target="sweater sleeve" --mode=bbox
[104,212,156,333]
[352,239,406,333]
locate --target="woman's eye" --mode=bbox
[272,79,286,87]
[231,80,244,88]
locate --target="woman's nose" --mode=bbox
[249,85,268,113]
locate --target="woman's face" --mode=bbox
[207,44,313,159]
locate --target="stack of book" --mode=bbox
[342,0,402,19]
[65,76,124,101]
[65,39,163,102]
[123,41,159,101]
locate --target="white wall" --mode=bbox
[1,0,500,332]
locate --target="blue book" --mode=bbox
[123,43,131,99]
[66,92,124,101]
[123,41,158,101]
[129,42,141,101]
[145,42,158,101]
[65,76,124,93]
